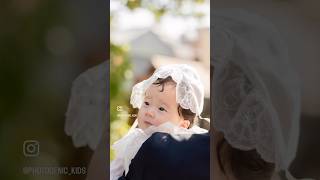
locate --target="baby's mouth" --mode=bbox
[144,120,153,126]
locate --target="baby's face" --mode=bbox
[137,82,186,130]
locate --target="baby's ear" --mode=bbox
[180,120,190,129]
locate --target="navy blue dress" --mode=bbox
[118,132,210,180]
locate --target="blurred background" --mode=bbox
[0,0,107,179]
[110,0,210,160]
[214,0,320,179]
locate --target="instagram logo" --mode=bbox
[23,140,40,157]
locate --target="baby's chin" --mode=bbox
[139,121,183,130]
[138,121,154,130]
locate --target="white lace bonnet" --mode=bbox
[212,9,310,179]
[130,64,205,117]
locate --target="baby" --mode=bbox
[110,64,208,180]
[138,76,195,130]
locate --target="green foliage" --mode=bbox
[117,0,207,21]
[126,0,142,10]
[110,43,131,123]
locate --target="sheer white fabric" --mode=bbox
[110,122,208,180]
[130,64,205,116]
[212,9,312,179]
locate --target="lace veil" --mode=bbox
[212,9,308,179]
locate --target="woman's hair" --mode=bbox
[152,76,196,127]
[217,137,275,180]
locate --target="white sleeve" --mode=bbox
[111,127,150,176]
[110,157,124,180]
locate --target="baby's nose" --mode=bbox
[145,108,155,118]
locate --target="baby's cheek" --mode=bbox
[137,108,144,118]
[153,120,163,126]
[156,115,171,125]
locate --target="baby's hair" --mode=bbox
[152,76,196,128]
[217,137,275,180]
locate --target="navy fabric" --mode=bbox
[119,132,210,180]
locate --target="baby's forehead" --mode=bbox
[144,84,178,104]
[145,83,176,94]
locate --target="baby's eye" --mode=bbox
[144,102,149,106]
[159,107,167,112]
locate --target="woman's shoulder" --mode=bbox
[124,132,210,180]
[146,131,210,151]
